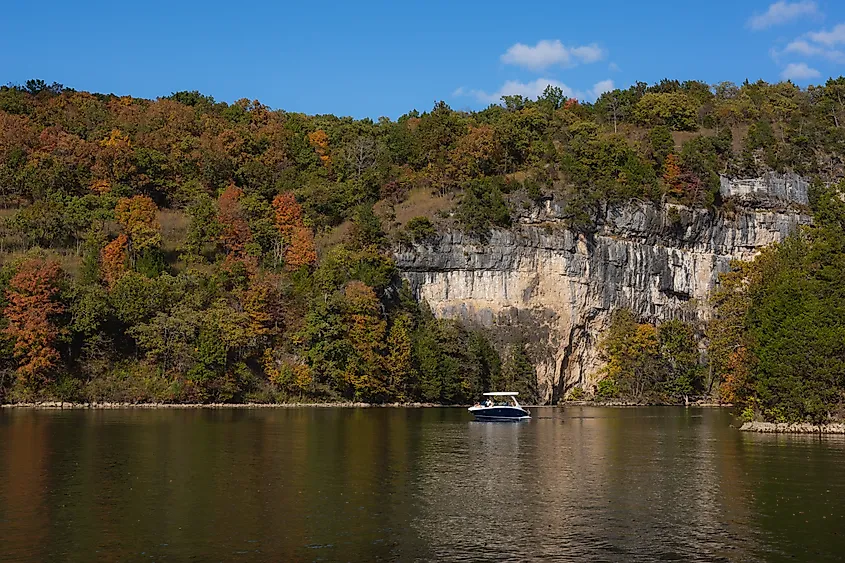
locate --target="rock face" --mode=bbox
[395,178,812,404]
[720,173,809,207]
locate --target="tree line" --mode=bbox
[1,76,844,406]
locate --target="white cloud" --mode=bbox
[569,44,604,64]
[748,1,818,31]
[781,62,822,80]
[500,40,605,70]
[590,79,615,99]
[784,39,822,55]
[457,78,615,105]
[469,78,569,103]
[782,39,845,62]
[807,23,845,46]
[608,62,620,72]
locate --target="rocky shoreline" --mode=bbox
[1,401,729,410]
[563,400,729,407]
[0,401,444,409]
[741,421,845,434]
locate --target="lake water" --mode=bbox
[1,407,843,562]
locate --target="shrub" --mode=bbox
[456,178,511,236]
[405,216,436,243]
[597,378,618,399]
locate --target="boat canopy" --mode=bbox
[483,392,519,396]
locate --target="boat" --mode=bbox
[468,392,531,421]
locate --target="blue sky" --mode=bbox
[2,0,845,118]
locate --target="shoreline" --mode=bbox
[1,400,731,410]
[740,421,845,434]
[564,400,729,408]
[1,401,445,409]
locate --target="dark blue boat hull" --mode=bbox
[468,406,530,421]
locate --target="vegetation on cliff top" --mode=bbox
[709,182,845,424]
[0,76,843,405]
[594,182,845,423]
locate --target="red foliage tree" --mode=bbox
[3,259,65,385]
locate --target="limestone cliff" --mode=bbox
[394,176,812,404]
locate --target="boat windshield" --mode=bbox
[477,393,522,408]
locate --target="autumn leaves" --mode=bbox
[3,189,318,387]
[272,191,317,271]
[216,185,317,271]
[3,259,64,385]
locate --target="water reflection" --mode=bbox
[0,407,843,562]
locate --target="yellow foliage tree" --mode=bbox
[342,281,387,401]
[307,129,331,167]
[115,195,161,253]
[386,313,414,401]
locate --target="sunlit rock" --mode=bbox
[395,176,811,404]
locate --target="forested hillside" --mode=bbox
[1,77,844,411]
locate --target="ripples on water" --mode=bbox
[0,407,843,562]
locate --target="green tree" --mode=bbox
[404,216,436,243]
[633,92,698,131]
[657,320,701,402]
[456,177,511,236]
[183,193,220,262]
[648,126,674,168]
[498,342,538,403]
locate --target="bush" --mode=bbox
[456,178,511,236]
[566,386,585,401]
[740,405,757,423]
[82,366,184,403]
[405,216,436,243]
[597,378,618,399]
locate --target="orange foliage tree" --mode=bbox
[662,153,683,197]
[719,346,754,404]
[90,179,112,195]
[286,227,317,270]
[101,233,129,288]
[3,259,65,385]
[272,192,316,270]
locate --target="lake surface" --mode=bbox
[1,407,843,562]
